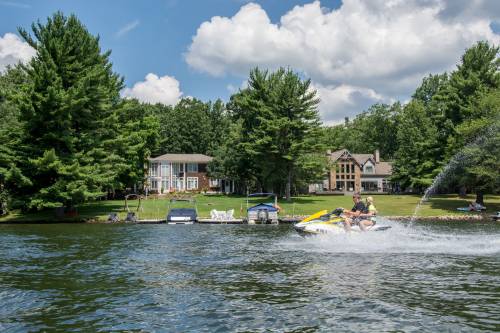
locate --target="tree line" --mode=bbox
[0,12,498,213]
[320,41,499,203]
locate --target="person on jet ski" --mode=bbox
[359,196,377,231]
[343,193,368,232]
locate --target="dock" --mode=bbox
[197,218,245,224]
[136,219,166,224]
[132,217,302,225]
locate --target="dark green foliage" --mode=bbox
[321,103,401,160]
[17,12,125,209]
[112,99,160,192]
[436,41,499,126]
[152,98,230,155]
[412,73,449,107]
[391,101,439,190]
[0,67,31,211]
[451,90,500,202]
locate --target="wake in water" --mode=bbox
[284,218,500,256]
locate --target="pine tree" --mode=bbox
[225,67,324,199]
[17,12,124,209]
[0,67,32,212]
[391,101,439,191]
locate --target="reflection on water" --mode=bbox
[0,222,499,332]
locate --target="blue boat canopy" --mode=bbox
[248,193,276,197]
[247,203,278,212]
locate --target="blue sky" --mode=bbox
[0,0,499,123]
[0,0,332,101]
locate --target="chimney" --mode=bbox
[374,149,380,163]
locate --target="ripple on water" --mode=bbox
[0,223,498,332]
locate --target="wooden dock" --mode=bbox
[197,218,245,224]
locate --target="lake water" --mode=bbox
[0,221,499,332]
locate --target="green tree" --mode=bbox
[391,101,439,191]
[436,41,499,126]
[392,41,499,194]
[321,103,401,160]
[412,73,448,107]
[225,67,324,199]
[153,98,221,155]
[112,99,160,194]
[0,66,32,212]
[17,12,124,209]
[452,90,500,204]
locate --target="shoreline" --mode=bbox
[0,214,494,224]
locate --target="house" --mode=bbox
[310,149,393,193]
[147,153,235,193]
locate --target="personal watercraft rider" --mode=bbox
[358,196,377,231]
[343,193,368,232]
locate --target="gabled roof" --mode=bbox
[352,154,373,165]
[328,149,393,176]
[329,149,370,166]
[150,153,213,163]
[329,149,349,162]
[374,161,392,175]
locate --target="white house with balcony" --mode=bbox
[147,153,234,193]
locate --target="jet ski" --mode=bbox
[293,208,391,236]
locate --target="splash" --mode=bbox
[410,149,468,224]
[410,121,498,224]
[284,219,500,256]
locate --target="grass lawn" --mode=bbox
[1,194,499,222]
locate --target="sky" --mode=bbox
[0,0,499,124]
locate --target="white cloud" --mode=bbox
[122,73,183,105]
[115,19,140,38]
[226,84,238,93]
[186,0,500,122]
[0,1,31,9]
[0,32,36,72]
[314,84,389,125]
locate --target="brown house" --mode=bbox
[147,153,234,193]
[310,149,393,193]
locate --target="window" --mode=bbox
[187,177,198,190]
[187,163,198,173]
[172,176,184,191]
[335,164,340,173]
[209,179,219,187]
[347,181,355,191]
[161,179,169,191]
[341,164,345,173]
[161,163,170,177]
[151,179,158,189]
[336,181,343,190]
[172,163,182,175]
[382,179,391,192]
[361,181,378,191]
[365,166,374,174]
[150,163,158,177]
[351,164,355,173]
